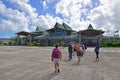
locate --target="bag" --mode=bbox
[74,47,76,51]
[74,45,80,51]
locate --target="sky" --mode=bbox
[0,0,120,38]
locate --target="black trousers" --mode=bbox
[96,52,99,59]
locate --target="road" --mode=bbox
[0,46,120,80]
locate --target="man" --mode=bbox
[68,42,73,61]
[94,44,100,61]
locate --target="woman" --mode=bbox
[74,42,83,64]
[51,45,62,73]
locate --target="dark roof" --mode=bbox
[78,24,105,36]
[16,31,31,36]
[79,29,105,33]
[79,29,105,37]
[47,22,74,31]
[80,24,105,33]
[87,24,94,30]
[62,23,72,31]
[55,22,65,29]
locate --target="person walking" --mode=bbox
[80,43,86,56]
[74,42,83,64]
[68,42,73,61]
[51,45,62,73]
[94,44,100,61]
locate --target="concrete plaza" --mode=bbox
[0,46,120,80]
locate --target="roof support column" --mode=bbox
[99,32,102,45]
[79,32,82,44]
[16,35,20,45]
[29,35,32,43]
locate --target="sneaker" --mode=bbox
[78,60,80,64]
[58,69,60,73]
[96,58,99,61]
[54,71,57,73]
[97,58,99,61]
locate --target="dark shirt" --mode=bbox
[95,45,100,52]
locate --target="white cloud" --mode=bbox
[9,0,38,24]
[8,0,63,32]
[36,14,63,29]
[55,0,120,36]
[43,1,48,9]
[42,0,58,9]
[0,0,63,34]
[1,0,120,38]
[55,0,92,31]
[0,1,29,32]
[87,0,120,36]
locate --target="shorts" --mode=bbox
[53,58,60,64]
[77,51,83,57]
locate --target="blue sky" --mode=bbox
[0,0,120,38]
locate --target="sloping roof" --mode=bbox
[62,23,72,31]
[47,22,74,32]
[31,26,47,36]
[88,24,94,30]
[55,22,65,29]
[79,29,105,37]
[35,26,46,32]
[78,24,105,36]
[16,31,31,36]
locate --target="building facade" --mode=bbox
[16,23,104,46]
[33,22,78,45]
[78,24,105,46]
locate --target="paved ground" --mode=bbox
[0,46,120,80]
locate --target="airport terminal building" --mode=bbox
[16,22,104,46]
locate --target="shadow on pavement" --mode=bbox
[93,60,99,63]
[71,63,79,66]
[41,72,58,80]
[63,58,70,62]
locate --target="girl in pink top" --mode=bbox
[51,45,62,73]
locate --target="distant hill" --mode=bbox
[0,38,10,40]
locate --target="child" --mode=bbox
[51,45,62,73]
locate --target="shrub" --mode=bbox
[33,42,39,46]
[27,42,35,46]
[101,42,120,47]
